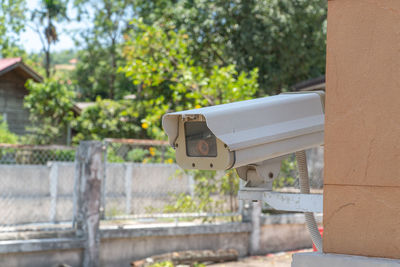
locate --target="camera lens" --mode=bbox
[185,121,217,157]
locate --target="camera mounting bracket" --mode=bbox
[235,156,286,190]
[238,189,323,213]
[236,155,323,213]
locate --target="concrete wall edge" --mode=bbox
[0,237,85,254]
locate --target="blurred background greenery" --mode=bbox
[0,1,325,210]
[0,0,327,145]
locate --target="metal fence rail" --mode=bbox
[106,212,241,220]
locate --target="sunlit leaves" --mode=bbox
[121,20,259,139]
[135,0,327,95]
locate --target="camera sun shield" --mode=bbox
[162,91,325,170]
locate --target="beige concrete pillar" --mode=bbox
[323,0,400,259]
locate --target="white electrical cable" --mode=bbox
[295,150,323,252]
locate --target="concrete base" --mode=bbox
[292,252,400,267]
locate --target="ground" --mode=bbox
[209,249,312,267]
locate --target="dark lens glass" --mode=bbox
[184,121,217,157]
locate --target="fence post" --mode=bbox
[243,200,261,256]
[250,201,261,255]
[188,174,195,198]
[49,162,59,222]
[100,141,108,220]
[73,141,104,267]
[124,163,133,214]
[240,180,262,254]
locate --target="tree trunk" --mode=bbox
[45,47,50,78]
[109,39,116,99]
[45,15,51,78]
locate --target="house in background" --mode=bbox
[0,58,43,135]
[291,75,325,92]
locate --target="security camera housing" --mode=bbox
[162,91,325,170]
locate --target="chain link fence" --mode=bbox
[0,140,242,234]
[0,144,76,234]
[0,140,324,233]
[0,144,76,165]
[103,139,242,222]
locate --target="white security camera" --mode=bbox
[162,91,326,251]
[162,91,325,171]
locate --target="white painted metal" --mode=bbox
[238,190,323,213]
[236,156,284,188]
[162,92,325,169]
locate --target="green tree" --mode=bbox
[73,0,135,99]
[121,20,259,139]
[0,0,26,57]
[73,46,132,100]
[72,98,144,143]
[0,116,19,144]
[24,78,75,144]
[30,0,69,77]
[135,0,327,95]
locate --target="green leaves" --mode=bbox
[72,0,135,99]
[24,78,75,144]
[0,116,19,144]
[73,45,132,100]
[163,169,239,221]
[136,0,327,95]
[72,98,143,143]
[0,0,26,57]
[121,20,259,140]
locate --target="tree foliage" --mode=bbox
[136,0,327,95]
[72,0,135,99]
[0,116,19,144]
[24,79,75,144]
[72,98,144,142]
[73,46,132,100]
[163,169,239,218]
[17,0,327,146]
[121,20,259,139]
[30,0,69,77]
[0,0,26,57]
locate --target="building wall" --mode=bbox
[0,71,31,135]
[323,0,400,259]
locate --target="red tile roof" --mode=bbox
[0,57,22,72]
[0,57,42,82]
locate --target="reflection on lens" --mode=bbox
[197,140,210,155]
[185,121,217,157]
